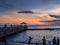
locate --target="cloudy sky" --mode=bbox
[0,0,60,26]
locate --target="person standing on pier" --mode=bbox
[42,36,46,45]
[52,37,56,45]
[35,43,38,45]
[4,24,7,28]
[28,36,32,45]
[57,37,59,45]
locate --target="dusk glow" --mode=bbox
[0,0,60,26]
[0,0,60,45]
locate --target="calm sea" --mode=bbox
[6,26,60,45]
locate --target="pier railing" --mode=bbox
[0,25,27,38]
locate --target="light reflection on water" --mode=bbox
[6,30,60,45]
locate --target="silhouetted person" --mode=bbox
[52,37,56,45]
[28,36,32,45]
[4,24,7,28]
[42,36,46,45]
[57,37,59,45]
[36,43,38,45]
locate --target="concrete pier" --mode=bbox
[0,27,26,37]
[0,25,27,43]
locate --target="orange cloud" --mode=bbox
[0,15,49,25]
[0,12,57,26]
[0,15,20,24]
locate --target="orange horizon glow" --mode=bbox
[0,15,51,25]
[0,14,55,25]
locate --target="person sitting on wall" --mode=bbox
[42,36,46,45]
[28,36,32,45]
[52,37,56,45]
[57,37,59,45]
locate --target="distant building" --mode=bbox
[20,22,27,25]
[20,22,27,30]
[20,22,27,26]
[4,24,7,28]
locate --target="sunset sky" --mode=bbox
[0,0,60,26]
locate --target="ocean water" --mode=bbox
[6,26,60,45]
